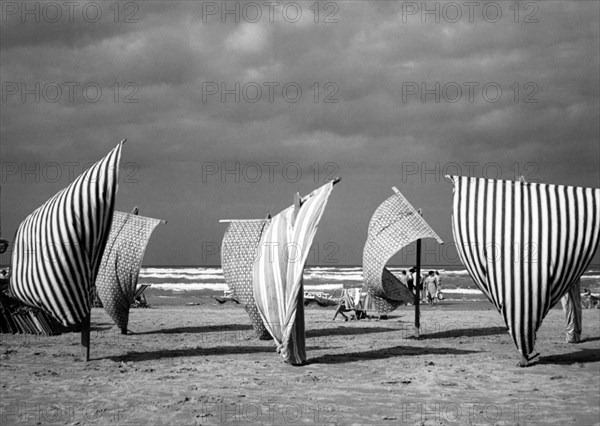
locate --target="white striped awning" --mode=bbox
[253,182,335,365]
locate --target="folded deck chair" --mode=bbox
[95,210,164,334]
[9,142,123,328]
[254,180,338,365]
[134,284,151,300]
[447,176,600,366]
[362,187,443,314]
[332,288,367,320]
[0,290,63,335]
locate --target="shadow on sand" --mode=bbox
[539,348,600,365]
[90,323,114,332]
[306,325,403,339]
[134,324,253,335]
[104,345,331,363]
[308,345,480,364]
[407,326,507,340]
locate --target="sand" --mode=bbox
[1,298,599,425]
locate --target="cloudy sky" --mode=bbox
[1,1,599,266]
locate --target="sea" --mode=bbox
[139,265,600,302]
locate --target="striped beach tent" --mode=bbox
[448,176,600,365]
[9,142,123,327]
[95,210,164,333]
[362,187,443,313]
[253,180,337,365]
[220,218,271,340]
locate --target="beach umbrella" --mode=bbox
[95,209,165,334]
[9,141,124,359]
[253,180,338,365]
[447,175,600,366]
[362,187,443,321]
[220,218,272,340]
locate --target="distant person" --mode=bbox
[435,270,443,300]
[408,267,424,301]
[424,271,437,306]
[399,270,408,286]
[407,268,415,293]
[415,267,427,303]
[560,280,582,343]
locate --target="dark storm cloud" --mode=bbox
[1,0,598,265]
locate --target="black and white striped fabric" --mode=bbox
[448,175,600,358]
[10,142,123,326]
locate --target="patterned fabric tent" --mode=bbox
[10,142,123,326]
[448,176,600,364]
[362,188,443,313]
[95,210,164,332]
[253,181,336,365]
[221,219,271,340]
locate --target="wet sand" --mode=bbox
[1,297,599,425]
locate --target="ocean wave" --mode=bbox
[304,273,363,282]
[306,266,361,270]
[305,284,344,291]
[439,288,483,295]
[146,283,345,292]
[139,273,224,280]
[141,267,223,275]
[149,283,228,292]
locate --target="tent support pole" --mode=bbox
[415,238,421,338]
[81,315,90,362]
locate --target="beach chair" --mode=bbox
[213,288,240,304]
[133,284,152,308]
[332,288,367,321]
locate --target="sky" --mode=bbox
[1,0,599,267]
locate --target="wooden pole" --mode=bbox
[414,208,424,338]
[81,314,90,362]
[415,238,421,338]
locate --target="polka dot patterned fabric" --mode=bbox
[362,190,443,313]
[221,220,272,340]
[96,211,162,331]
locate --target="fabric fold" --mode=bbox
[10,142,123,326]
[253,182,335,365]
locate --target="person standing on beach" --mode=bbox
[408,267,424,301]
[407,268,415,293]
[560,279,582,343]
[434,271,442,299]
[424,271,437,305]
[400,270,408,286]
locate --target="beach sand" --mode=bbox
[1,297,599,425]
